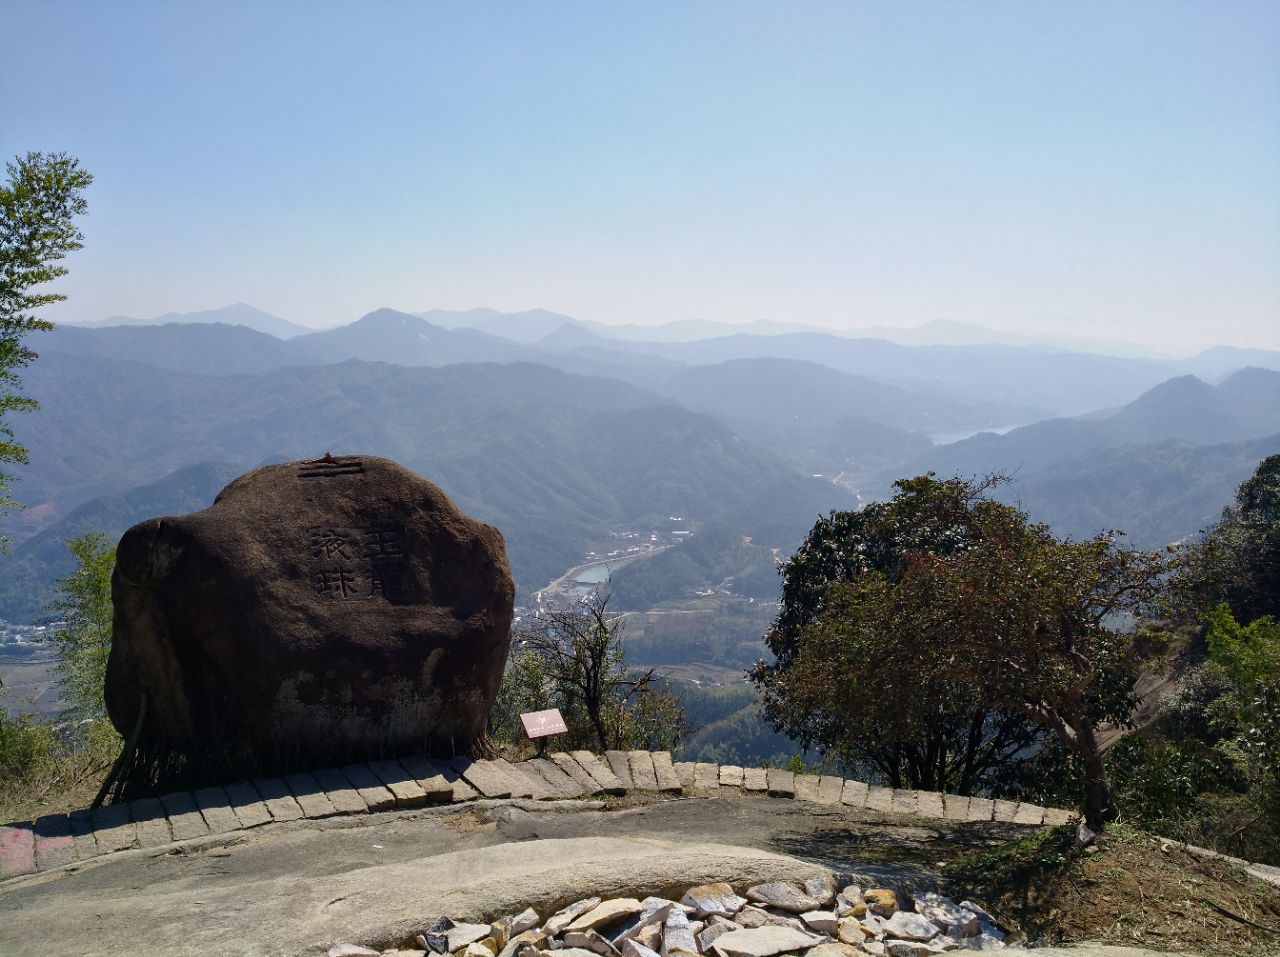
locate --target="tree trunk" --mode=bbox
[587,700,609,752]
[1076,721,1118,831]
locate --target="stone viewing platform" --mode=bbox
[0,750,1075,881]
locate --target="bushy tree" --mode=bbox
[49,532,116,721]
[1,531,117,813]
[1167,455,1280,624]
[493,591,686,753]
[753,476,1046,796]
[1205,605,1280,811]
[1021,608,1280,863]
[0,152,92,520]
[754,474,1163,830]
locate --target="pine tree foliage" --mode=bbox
[0,151,92,517]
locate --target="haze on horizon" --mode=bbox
[3,1,1278,352]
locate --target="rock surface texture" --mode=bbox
[337,879,1011,957]
[106,455,514,785]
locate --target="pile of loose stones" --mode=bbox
[329,877,1013,957]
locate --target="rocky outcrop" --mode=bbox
[350,879,1012,957]
[106,455,514,792]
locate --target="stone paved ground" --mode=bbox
[0,789,1051,956]
[0,751,1076,881]
[0,791,1223,957]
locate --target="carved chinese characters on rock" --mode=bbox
[309,526,409,601]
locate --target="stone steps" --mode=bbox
[0,752,1076,880]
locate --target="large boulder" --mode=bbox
[105,455,514,787]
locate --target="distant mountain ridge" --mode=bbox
[9,309,1277,623]
[0,351,854,619]
[887,368,1280,548]
[905,368,1280,478]
[0,461,249,621]
[68,303,314,339]
[39,311,1041,433]
[421,308,1181,356]
[68,301,1280,368]
[342,309,1195,417]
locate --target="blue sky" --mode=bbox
[3,1,1277,350]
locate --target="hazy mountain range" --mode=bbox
[5,304,1277,621]
[52,305,1280,417]
[68,303,314,339]
[73,304,1233,359]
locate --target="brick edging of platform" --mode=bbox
[0,750,1075,880]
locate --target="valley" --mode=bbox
[5,307,1279,763]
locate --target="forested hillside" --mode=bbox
[1,350,852,618]
[7,319,1279,622]
[885,367,1280,548]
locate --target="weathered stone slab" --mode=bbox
[1043,806,1075,826]
[1012,802,1045,826]
[746,881,824,912]
[160,791,211,840]
[694,762,721,792]
[742,767,769,793]
[254,777,307,821]
[569,751,626,795]
[433,759,480,801]
[915,791,946,819]
[793,774,820,802]
[507,761,558,800]
[368,760,429,807]
[0,822,36,878]
[891,789,918,815]
[528,758,584,798]
[966,796,995,822]
[130,797,174,847]
[68,808,100,860]
[674,761,697,789]
[664,908,700,955]
[398,755,456,802]
[719,765,745,788]
[193,786,242,834]
[449,757,508,798]
[224,780,274,827]
[839,779,869,809]
[452,758,519,799]
[941,793,970,821]
[712,925,822,957]
[90,802,137,852]
[650,751,682,792]
[863,786,894,813]
[285,772,342,818]
[568,897,645,932]
[32,813,76,871]
[816,776,844,805]
[549,752,599,795]
[308,768,367,815]
[491,758,537,798]
[338,765,397,811]
[604,750,635,789]
[766,769,795,798]
[992,799,1020,823]
[626,751,659,790]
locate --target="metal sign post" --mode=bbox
[519,708,568,757]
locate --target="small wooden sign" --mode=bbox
[519,708,568,739]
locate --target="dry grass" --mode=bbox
[0,717,118,824]
[948,823,1280,953]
